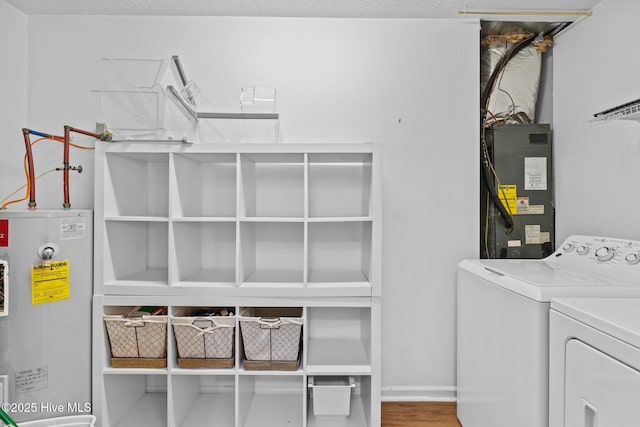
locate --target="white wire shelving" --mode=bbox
[584,98,640,128]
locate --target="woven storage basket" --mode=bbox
[104,311,168,368]
[172,314,235,368]
[239,307,303,371]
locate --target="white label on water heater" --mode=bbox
[15,366,48,394]
[60,218,86,240]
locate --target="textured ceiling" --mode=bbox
[6,0,602,19]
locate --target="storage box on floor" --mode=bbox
[239,307,303,370]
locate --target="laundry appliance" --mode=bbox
[457,235,640,427]
[549,297,640,427]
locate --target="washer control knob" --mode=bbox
[562,243,575,252]
[625,253,640,265]
[595,247,616,262]
[576,246,589,255]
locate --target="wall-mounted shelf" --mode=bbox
[587,98,640,127]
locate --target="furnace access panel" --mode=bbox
[481,124,555,259]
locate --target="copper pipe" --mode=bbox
[63,126,71,209]
[61,126,104,209]
[66,126,102,139]
[22,128,36,208]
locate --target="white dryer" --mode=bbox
[457,235,640,427]
[549,297,640,427]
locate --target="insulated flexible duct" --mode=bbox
[480,33,537,231]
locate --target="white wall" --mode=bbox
[13,15,479,398]
[554,0,640,242]
[0,1,27,208]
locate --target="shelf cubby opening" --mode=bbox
[171,375,235,427]
[306,307,371,373]
[307,221,372,285]
[104,153,169,217]
[173,153,237,218]
[308,153,372,218]
[239,222,304,284]
[104,220,169,284]
[238,375,304,427]
[239,153,304,218]
[172,221,236,285]
[103,374,168,427]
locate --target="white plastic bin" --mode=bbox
[308,376,355,417]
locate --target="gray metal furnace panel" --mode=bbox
[482,124,554,259]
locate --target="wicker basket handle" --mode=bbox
[258,317,283,329]
[193,318,214,329]
[123,319,145,327]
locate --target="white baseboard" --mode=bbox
[381,386,456,402]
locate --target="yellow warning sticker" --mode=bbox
[31,260,70,305]
[498,185,518,215]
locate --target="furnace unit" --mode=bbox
[481,124,554,259]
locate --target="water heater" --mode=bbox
[0,210,92,423]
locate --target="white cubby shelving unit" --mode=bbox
[93,142,382,427]
[95,143,380,297]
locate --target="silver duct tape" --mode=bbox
[481,43,541,125]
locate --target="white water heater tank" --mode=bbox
[0,210,92,423]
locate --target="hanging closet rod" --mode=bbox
[457,10,592,16]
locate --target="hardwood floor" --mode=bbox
[381,402,462,427]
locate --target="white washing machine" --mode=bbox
[549,297,640,427]
[457,235,640,427]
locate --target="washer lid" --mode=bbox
[458,259,640,302]
[552,298,640,349]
